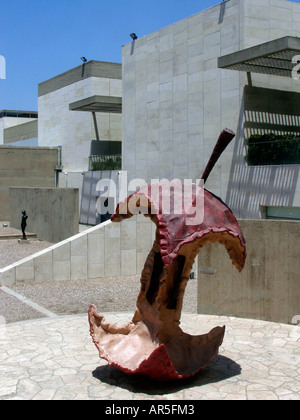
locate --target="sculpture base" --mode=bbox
[88,305,225,381]
[18,238,30,244]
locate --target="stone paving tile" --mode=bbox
[0,313,299,400]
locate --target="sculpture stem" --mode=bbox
[200,128,235,185]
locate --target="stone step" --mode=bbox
[0,233,37,241]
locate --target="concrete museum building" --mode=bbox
[1,0,300,224]
[121,0,300,220]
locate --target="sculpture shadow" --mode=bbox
[92,355,241,396]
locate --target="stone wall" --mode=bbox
[197,219,300,325]
[9,187,79,243]
[0,146,59,220]
[0,216,156,287]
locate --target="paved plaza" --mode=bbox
[0,312,299,400]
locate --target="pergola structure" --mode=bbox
[218,36,300,79]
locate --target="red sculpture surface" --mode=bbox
[89,129,246,381]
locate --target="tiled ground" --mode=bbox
[0,313,299,400]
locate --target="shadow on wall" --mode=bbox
[226,86,300,219]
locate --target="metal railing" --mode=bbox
[89,154,122,171]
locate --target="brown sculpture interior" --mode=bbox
[132,222,225,376]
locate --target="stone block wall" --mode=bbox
[9,187,79,244]
[197,219,300,325]
[0,146,59,220]
[0,216,156,287]
[122,0,245,190]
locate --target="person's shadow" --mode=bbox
[92,355,241,396]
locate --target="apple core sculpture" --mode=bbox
[88,129,246,381]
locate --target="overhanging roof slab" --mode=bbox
[69,95,122,113]
[218,36,300,78]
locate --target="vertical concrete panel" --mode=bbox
[198,219,300,324]
[34,249,53,283]
[15,259,34,284]
[0,265,16,287]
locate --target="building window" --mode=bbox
[0,111,38,119]
[247,133,300,166]
[263,206,300,221]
